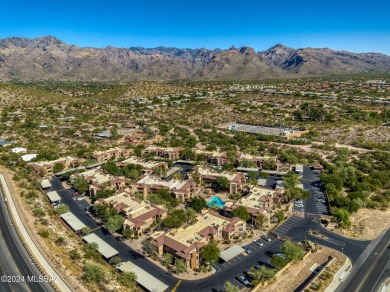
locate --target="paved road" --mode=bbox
[336,227,390,292]
[0,188,53,292]
[49,166,372,292]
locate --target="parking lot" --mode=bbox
[273,216,305,238]
[292,200,305,213]
[74,196,91,210]
[310,186,331,216]
[210,235,281,290]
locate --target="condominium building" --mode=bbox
[150,210,246,270]
[131,175,195,202]
[197,166,246,194]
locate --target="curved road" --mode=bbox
[0,187,53,292]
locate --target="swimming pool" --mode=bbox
[207,196,226,208]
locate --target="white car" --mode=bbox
[253,239,264,246]
[76,196,85,201]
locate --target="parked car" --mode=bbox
[116,236,124,241]
[253,239,264,246]
[261,235,272,242]
[76,196,85,201]
[101,225,110,234]
[236,275,251,286]
[316,199,325,203]
[295,200,303,204]
[254,264,262,270]
[71,192,80,197]
[243,246,252,253]
[84,206,92,211]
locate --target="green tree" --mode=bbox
[285,187,311,200]
[82,226,92,235]
[94,188,116,200]
[262,159,277,170]
[274,210,285,223]
[84,263,106,283]
[250,265,276,284]
[162,209,187,228]
[103,161,122,176]
[122,228,137,239]
[38,229,49,238]
[214,176,230,192]
[232,206,251,221]
[55,237,65,246]
[94,204,118,220]
[69,248,80,260]
[119,271,137,289]
[281,240,305,262]
[107,215,125,232]
[282,171,300,189]
[186,207,197,224]
[271,254,288,269]
[53,163,65,173]
[256,214,267,229]
[201,240,220,264]
[333,208,351,228]
[248,171,258,185]
[152,188,178,208]
[73,177,88,194]
[174,259,187,274]
[189,196,207,212]
[55,204,70,215]
[84,242,98,253]
[224,281,240,292]
[163,253,173,267]
[180,148,196,160]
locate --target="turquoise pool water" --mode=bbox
[207,196,226,208]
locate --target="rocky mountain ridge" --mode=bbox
[0,36,389,81]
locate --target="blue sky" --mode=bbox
[1,0,390,54]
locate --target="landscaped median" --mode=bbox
[250,241,347,292]
[0,173,73,292]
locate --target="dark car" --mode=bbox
[101,225,110,234]
[236,275,251,286]
[71,192,80,197]
[243,246,252,253]
[261,235,272,242]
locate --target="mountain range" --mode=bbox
[0,36,389,81]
